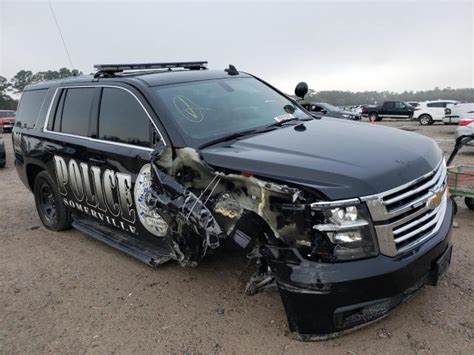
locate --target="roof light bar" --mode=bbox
[94,61,208,72]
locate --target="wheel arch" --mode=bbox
[26,163,47,191]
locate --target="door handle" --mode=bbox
[89,157,106,165]
[45,145,57,154]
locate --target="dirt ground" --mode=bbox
[1,120,473,354]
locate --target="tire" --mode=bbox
[369,113,380,122]
[419,114,433,126]
[465,197,474,210]
[34,171,72,231]
[451,197,458,215]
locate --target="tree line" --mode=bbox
[0,68,82,110]
[0,68,472,110]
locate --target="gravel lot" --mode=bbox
[1,120,473,354]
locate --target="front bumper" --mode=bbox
[264,199,453,340]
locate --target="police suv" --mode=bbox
[13,62,453,340]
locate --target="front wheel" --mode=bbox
[419,114,433,126]
[466,197,474,210]
[34,171,72,231]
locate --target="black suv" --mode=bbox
[13,62,453,340]
[361,100,415,121]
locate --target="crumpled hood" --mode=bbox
[200,118,442,200]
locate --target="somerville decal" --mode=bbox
[53,155,137,233]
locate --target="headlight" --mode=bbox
[310,199,378,261]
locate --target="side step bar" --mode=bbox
[72,218,173,267]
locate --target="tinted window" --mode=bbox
[16,89,47,128]
[427,102,445,108]
[0,111,16,118]
[395,102,406,109]
[384,102,395,108]
[60,88,95,136]
[98,88,151,147]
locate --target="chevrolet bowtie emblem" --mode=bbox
[426,187,445,210]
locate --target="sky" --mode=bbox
[1,0,473,93]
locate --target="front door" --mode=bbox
[85,85,165,238]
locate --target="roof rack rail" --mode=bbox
[93,61,208,78]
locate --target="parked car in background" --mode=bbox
[361,101,414,121]
[444,103,474,124]
[0,137,5,168]
[455,121,474,142]
[301,102,361,120]
[413,100,458,126]
[0,110,16,133]
[350,104,373,115]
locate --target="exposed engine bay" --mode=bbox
[136,142,323,293]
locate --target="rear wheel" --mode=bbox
[419,114,433,126]
[34,171,72,231]
[465,197,474,210]
[369,113,379,122]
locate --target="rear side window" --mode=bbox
[98,88,151,147]
[427,102,445,108]
[60,88,95,136]
[384,102,395,108]
[16,89,47,129]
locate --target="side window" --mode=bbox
[384,102,395,109]
[301,103,310,111]
[395,102,405,109]
[16,89,48,129]
[311,105,323,112]
[98,88,151,147]
[60,88,95,136]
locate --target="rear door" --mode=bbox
[44,86,101,221]
[427,102,449,121]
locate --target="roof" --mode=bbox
[129,69,251,86]
[23,68,252,91]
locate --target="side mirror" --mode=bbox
[321,109,327,115]
[295,82,308,100]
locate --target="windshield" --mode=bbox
[0,111,16,118]
[153,77,310,146]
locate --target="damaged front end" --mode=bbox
[137,142,452,340]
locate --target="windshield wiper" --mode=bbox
[199,128,265,149]
[199,117,313,149]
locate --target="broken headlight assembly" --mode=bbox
[284,199,378,262]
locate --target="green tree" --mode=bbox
[10,70,34,93]
[0,76,17,110]
[11,68,82,93]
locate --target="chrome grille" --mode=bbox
[363,159,448,256]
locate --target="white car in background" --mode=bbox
[444,102,474,124]
[413,100,458,125]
